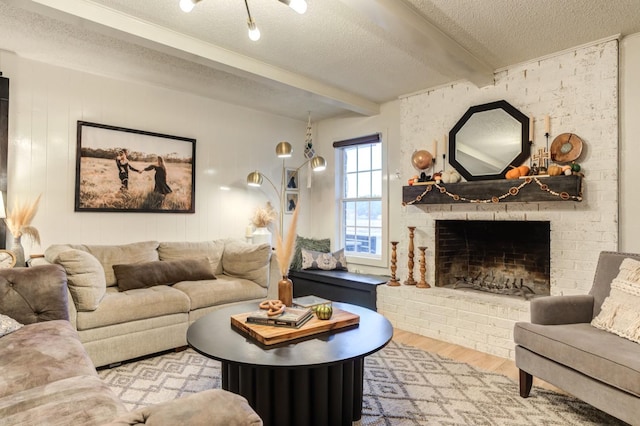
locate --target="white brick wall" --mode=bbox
[380,39,618,360]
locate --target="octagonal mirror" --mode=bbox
[449,100,530,181]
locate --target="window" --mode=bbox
[334,134,383,261]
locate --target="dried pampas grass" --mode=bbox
[5,194,41,245]
[274,206,299,277]
[251,202,278,228]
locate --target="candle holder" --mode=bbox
[416,246,430,288]
[387,241,400,286]
[404,226,416,285]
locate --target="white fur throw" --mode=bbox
[591,257,640,344]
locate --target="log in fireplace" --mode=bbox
[435,220,550,299]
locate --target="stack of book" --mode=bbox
[245,306,313,328]
[292,295,332,310]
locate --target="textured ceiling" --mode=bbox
[1,0,640,121]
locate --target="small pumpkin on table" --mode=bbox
[505,165,530,179]
[314,304,333,320]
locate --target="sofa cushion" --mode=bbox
[514,322,640,397]
[0,320,98,399]
[76,286,190,330]
[113,258,216,291]
[53,249,106,311]
[591,257,640,343]
[301,248,347,271]
[158,240,225,275]
[0,265,69,324]
[290,235,331,271]
[222,240,271,288]
[0,375,125,425]
[174,276,267,310]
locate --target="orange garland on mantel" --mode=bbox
[403,176,583,206]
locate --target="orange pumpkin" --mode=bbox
[517,165,530,176]
[505,167,521,179]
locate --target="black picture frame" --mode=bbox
[75,121,196,213]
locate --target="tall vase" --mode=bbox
[11,236,25,268]
[252,227,272,246]
[278,276,293,307]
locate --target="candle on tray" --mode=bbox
[544,115,550,135]
[432,139,437,158]
[529,116,534,142]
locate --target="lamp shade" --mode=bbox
[246,171,263,187]
[310,156,327,171]
[275,141,292,158]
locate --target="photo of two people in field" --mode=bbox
[76,123,195,212]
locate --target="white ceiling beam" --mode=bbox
[338,0,494,88]
[20,0,381,116]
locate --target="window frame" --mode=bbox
[334,133,388,269]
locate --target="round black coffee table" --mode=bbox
[187,301,392,426]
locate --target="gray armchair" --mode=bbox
[514,251,640,425]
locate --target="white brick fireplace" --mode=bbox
[377,38,619,359]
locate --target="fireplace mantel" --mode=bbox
[402,175,583,205]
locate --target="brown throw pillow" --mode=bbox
[113,258,216,291]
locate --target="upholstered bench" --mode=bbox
[289,269,388,310]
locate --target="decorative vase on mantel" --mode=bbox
[252,227,272,246]
[278,276,293,307]
[11,236,25,268]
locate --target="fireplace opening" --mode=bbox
[435,220,550,299]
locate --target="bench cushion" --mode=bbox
[514,322,640,396]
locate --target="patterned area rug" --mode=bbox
[98,341,627,425]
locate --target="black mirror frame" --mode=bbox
[448,100,530,181]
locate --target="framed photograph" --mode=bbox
[285,191,298,214]
[285,168,299,190]
[75,121,196,213]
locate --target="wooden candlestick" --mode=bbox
[416,246,430,288]
[404,227,416,285]
[387,241,400,286]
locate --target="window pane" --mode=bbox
[357,171,371,197]
[356,201,370,227]
[345,173,357,198]
[345,147,357,173]
[357,145,371,171]
[344,201,355,227]
[371,143,382,170]
[371,171,382,197]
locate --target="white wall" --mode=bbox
[0,51,310,257]
[620,33,640,253]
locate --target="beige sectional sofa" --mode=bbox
[0,264,262,425]
[33,239,279,367]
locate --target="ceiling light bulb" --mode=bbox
[179,0,197,13]
[247,19,261,41]
[279,0,307,14]
[288,0,307,14]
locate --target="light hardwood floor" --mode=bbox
[392,329,563,393]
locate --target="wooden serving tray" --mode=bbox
[231,308,360,346]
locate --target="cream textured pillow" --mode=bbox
[53,249,106,311]
[85,241,160,286]
[222,241,271,288]
[158,240,224,275]
[591,257,640,343]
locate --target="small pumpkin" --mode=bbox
[440,170,461,183]
[505,165,530,180]
[548,164,563,176]
[315,304,333,320]
[571,162,581,172]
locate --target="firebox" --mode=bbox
[435,220,550,299]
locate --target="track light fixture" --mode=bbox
[179,0,307,41]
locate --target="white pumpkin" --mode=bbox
[440,170,461,183]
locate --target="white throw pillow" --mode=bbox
[591,257,640,343]
[54,249,106,311]
[0,314,23,337]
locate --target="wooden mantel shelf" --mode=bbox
[402,175,583,205]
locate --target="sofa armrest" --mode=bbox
[103,389,262,426]
[530,294,594,325]
[0,264,70,324]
